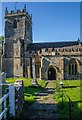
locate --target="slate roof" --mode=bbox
[27,41,82,51]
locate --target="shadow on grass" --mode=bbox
[8,102,57,120]
[24,85,43,103]
[56,101,82,120]
[7,83,82,120]
[7,101,82,120]
[24,80,48,103]
[20,102,57,120]
[24,85,44,95]
[62,86,80,88]
[35,87,55,96]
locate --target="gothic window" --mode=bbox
[68,60,77,75]
[69,64,71,75]
[14,20,17,28]
[75,64,77,75]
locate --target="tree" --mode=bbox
[0,36,4,41]
[0,36,4,54]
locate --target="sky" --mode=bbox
[0,2,80,43]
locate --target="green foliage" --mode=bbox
[24,94,35,103]
[6,78,47,103]
[0,36,4,54]
[0,36,4,41]
[54,80,82,120]
[38,79,48,88]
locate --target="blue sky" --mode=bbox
[1,2,80,43]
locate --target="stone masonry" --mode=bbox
[2,4,82,80]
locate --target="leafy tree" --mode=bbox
[0,36,4,54]
[0,36,4,41]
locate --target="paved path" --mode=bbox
[21,80,58,120]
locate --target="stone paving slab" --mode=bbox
[21,81,58,120]
[30,102,57,111]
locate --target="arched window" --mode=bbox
[14,20,17,28]
[68,60,77,75]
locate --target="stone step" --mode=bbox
[29,112,59,120]
[21,81,58,120]
[31,103,57,111]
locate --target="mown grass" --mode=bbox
[6,78,47,103]
[54,80,82,120]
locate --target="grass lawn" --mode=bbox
[6,78,48,103]
[54,80,82,120]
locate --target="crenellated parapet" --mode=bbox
[43,47,82,56]
[27,44,82,57]
[5,4,32,22]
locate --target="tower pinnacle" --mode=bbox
[24,4,26,11]
[5,7,8,14]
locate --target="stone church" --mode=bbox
[2,5,82,80]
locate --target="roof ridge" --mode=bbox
[32,40,78,44]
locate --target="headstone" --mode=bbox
[1,72,6,83]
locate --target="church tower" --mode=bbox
[2,4,32,77]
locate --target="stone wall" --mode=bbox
[36,45,82,80]
[2,5,82,80]
[42,57,50,79]
[2,6,33,78]
[41,56,64,80]
[64,56,82,80]
[5,14,26,40]
[2,58,14,77]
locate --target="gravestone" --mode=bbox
[1,72,6,83]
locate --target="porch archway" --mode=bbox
[48,67,56,80]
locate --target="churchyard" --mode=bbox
[6,79,82,119]
[6,78,48,103]
[0,75,82,120]
[0,2,82,119]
